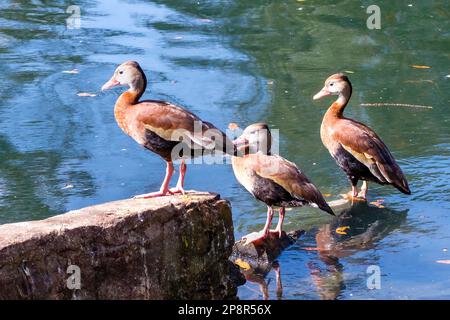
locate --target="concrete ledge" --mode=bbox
[0,192,238,299]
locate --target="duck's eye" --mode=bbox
[329,83,334,87]
[119,71,124,75]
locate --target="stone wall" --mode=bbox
[0,192,239,299]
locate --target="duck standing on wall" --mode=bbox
[232,123,334,244]
[313,73,411,200]
[101,61,235,198]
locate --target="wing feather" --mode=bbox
[335,119,410,193]
[136,100,233,154]
[249,153,334,215]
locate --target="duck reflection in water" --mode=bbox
[307,202,408,300]
[242,261,283,300]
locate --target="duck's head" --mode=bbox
[313,73,352,100]
[233,123,271,155]
[101,61,147,92]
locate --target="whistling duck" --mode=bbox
[101,61,234,198]
[232,123,334,244]
[313,73,411,200]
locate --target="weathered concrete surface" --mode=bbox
[0,192,241,299]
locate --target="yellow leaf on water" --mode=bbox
[77,92,97,97]
[411,65,431,69]
[344,70,355,74]
[235,258,251,270]
[370,199,385,208]
[323,193,332,197]
[436,260,450,264]
[228,122,239,130]
[336,226,350,235]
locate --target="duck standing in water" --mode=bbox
[313,73,411,200]
[102,61,235,198]
[232,123,334,244]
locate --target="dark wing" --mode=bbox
[250,153,334,215]
[334,119,410,194]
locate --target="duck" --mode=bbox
[232,123,334,244]
[101,61,235,198]
[313,73,411,200]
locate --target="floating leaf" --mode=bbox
[323,193,332,197]
[235,258,251,270]
[411,65,431,69]
[62,69,79,74]
[436,260,450,265]
[228,122,239,130]
[344,70,355,74]
[336,226,350,235]
[77,92,97,97]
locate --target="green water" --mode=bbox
[0,0,449,299]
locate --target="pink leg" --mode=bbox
[243,207,274,245]
[351,185,358,197]
[170,160,187,195]
[270,207,285,238]
[358,181,368,200]
[342,184,365,202]
[273,262,283,299]
[134,161,174,199]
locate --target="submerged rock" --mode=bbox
[0,192,239,299]
[230,230,304,274]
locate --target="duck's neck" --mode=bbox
[115,71,147,108]
[324,86,352,119]
[114,73,147,133]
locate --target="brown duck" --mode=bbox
[313,73,411,200]
[101,61,235,198]
[232,123,334,244]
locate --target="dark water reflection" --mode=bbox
[241,203,408,300]
[0,0,449,299]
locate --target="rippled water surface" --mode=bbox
[0,0,449,299]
